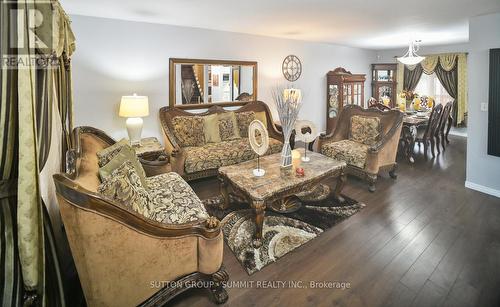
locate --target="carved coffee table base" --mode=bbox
[219,171,347,248]
[218,150,347,248]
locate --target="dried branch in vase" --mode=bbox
[272,86,302,168]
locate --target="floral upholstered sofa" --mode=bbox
[318,105,403,192]
[159,101,284,181]
[53,127,228,306]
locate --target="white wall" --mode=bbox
[70,15,376,141]
[465,13,500,196]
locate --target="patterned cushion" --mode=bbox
[145,172,209,224]
[235,111,256,137]
[97,161,152,217]
[218,112,240,141]
[184,138,283,174]
[172,116,205,147]
[349,115,381,146]
[98,145,147,187]
[321,140,369,169]
[96,138,129,167]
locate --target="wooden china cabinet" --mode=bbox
[326,67,366,133]
[371,63,398,107]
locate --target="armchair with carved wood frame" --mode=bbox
[318,105,404,192]
[53,127,228,306]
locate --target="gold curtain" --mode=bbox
[1,0,24,305]
[396,62,404,96]
[456,54,467,124]
[12,0,76,304]
[17,0,45,297]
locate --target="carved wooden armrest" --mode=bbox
[53,174,221,239]
[268,123,284,142]
[368,116,404,153]
[171,147,183,158]
[205,216,220,229]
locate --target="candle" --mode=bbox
[292,150,301,170]
[296,167,305,177]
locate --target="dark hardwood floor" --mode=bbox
[170,136,500,307]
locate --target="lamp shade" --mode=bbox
[119,94,149,118]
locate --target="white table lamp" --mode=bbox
[119,93,149,145]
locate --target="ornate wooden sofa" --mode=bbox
[318,105,403,192]
[159,101,284,181]
[52,127,228,306]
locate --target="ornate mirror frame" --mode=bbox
[169,58,258,110]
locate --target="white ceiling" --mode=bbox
[62,0,500,50]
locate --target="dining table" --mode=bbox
[399,111,431,163]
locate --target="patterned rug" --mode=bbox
[202,184,365,275]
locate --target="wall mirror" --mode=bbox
[169,58,258,109]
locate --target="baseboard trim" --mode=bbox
[465,181,500,198]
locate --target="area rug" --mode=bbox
[202,184,365,275]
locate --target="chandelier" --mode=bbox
[397,40,425,66]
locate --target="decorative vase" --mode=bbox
[273,87,302,176]
[406,99,413,111]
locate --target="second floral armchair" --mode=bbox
[318,105,404,192]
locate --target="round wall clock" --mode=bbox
[282,55,302,82]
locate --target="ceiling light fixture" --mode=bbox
[397,40,425,66]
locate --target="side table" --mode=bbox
[133,137,171,176]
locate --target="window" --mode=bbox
[414,73,453,106]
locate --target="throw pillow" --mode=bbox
[235,111,256,137]
[349,115,381,146]
[98,145,147,187]
[254,111,268,128]
[97,161,152,217]
[218,112,241,141]
[172,116,206,147]
[96,138,129,167]
[203,113,222,143]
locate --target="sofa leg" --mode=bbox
[367,175,377,193]
[389,163,398,179]
[209,267,229,304]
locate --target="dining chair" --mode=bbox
[435,101,454,153]
[415,104,443,159]
[445,101,455,144]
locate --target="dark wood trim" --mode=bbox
[371,63,398,108]
[169,58,258,108]
[139,266,229,306]
[172,101,248,110]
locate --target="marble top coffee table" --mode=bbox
[218,148,346,248]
